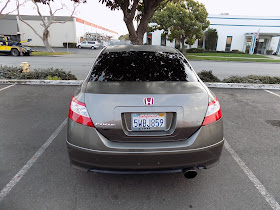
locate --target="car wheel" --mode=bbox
[91,46,95,50]
[11,49,20,56]
[23,52,31,56]
[78,45,81,48]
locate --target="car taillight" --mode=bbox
[68,96,94,127]
[202,96,222,126]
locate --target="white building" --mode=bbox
[0,15,118,47]
[144,15,280,55]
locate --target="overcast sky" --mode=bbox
[4,0,280,36]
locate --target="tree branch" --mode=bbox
[31,0,47,28]
[1,0,26,16]
[0,0,11,15]
[16,0,43,40]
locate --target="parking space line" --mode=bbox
[265,90,280,98]
[0,84,16,92]
[225,140,280,210]
[0,118,67,202]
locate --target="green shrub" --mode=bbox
[46,76,61,80]
[197,70,220,82]
[186,48,205,53]
[231,49,239,53]
[63,42,77,48]
[0,65,77,80]
[205,28,218,51]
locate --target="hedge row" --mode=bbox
[0,65,77,80]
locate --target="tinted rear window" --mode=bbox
[89,51,197,82]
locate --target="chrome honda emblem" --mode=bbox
[144,97,154,106]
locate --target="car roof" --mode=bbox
[104,45,179,53]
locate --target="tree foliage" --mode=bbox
[205,28,218,51]
[118,34,130,40]
[151,0,209,54]
[98,0,170,44]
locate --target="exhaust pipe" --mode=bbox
[182,168,197,179]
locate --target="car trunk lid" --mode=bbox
[85,81,208,142]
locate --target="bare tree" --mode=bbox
[16,0,80,52]
[1,0,26,16]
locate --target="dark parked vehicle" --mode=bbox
[67,45,224,178]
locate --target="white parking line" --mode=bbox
[265,90,280,98]
[0,118,67,202]
[225,140,280,210]
[0,84,16,92]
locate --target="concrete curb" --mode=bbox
[0,80,83,86]
[205,82,280,90]
[0,80,280,90]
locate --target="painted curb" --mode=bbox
[0,80,280,90]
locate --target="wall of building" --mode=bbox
[145,15,280,54]
[14,15,118,47]
[208,15,280,52]
[143,29,196,49]
[17,17,76,47]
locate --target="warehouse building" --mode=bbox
[144,15,280,55]
[0,15,118,47]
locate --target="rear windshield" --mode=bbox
[89,51,197,82]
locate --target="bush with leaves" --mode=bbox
[186,48,205,53]
[0,65,77,80]
[205,28,218,51]
[197,70,220,82]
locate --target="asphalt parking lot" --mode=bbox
[0,84,280,209]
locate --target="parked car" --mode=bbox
[76,41,99,49]
[67,45,224,179]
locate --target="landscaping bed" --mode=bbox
[198,70,280,84]
[0,65,77,80]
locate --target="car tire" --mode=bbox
[78,45,81,49]
[11,49,20,56]
[91,46,95,50]
[23,52,31,56]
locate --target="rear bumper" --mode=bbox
[66,138,224,172]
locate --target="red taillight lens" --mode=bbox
[68,96,94,127]
[202,97,222,126]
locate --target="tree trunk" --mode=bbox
[42,29,54,52]
[123,0,163,45]
[181,38,186,54]
[124,19,138,44]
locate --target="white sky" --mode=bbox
[2,0,280,36]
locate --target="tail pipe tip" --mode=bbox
[182,168,197,179]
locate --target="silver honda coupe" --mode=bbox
[66,45,224,179]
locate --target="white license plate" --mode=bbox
[131,113,166,131]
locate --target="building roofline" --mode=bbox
[208,15,280,21]
[74,17,118,35]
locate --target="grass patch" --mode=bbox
[186,55,280,62]
[0,65,77,80]
[186,52,267,58]
[32,51,71,56]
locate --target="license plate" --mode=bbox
[131,113,166,131]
